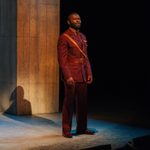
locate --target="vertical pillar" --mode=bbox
[0,0,60,115]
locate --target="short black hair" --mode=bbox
[67,12,79,21]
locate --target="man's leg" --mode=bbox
[76,83,95,135]
[76,83,87,132]
[62,83,75,137]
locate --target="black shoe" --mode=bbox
[84,129,95,135]
[63,132,72,138]
[77,129,95,135]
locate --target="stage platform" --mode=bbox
[0,112,150,150]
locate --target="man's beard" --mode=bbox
[70,23,81,30]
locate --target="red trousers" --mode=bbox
[62,82,87,134]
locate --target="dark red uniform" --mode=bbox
[57,28,92,134]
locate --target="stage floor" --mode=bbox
[0,112,150,150]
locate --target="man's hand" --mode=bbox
[86,75,93,84]
[66,77,75,85]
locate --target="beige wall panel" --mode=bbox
[17,0,59,114]
[0,0,59,114]
[17,0,30,37]
[17,0,60,114]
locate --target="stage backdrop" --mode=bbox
[0,0,60,115]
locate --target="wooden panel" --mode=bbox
[0,0,59,114]
[17,0,60,114]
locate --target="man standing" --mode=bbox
[57,12,95,138]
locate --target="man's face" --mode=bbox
[68,14,81,30]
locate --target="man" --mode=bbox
[57,12,95,138]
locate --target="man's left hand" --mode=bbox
[86,76,93,84]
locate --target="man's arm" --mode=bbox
[57,35,73,83]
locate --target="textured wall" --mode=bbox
[0,0,17,113]
[0,0,60,114]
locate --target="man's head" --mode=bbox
[67,12,81,30]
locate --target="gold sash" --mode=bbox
[63,33,88,59]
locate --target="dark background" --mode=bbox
[59,1,148,116]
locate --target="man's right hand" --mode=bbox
[66,77,75,85]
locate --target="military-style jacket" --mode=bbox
[57,28,92,82]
